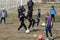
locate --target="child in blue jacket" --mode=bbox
[36,9,41,26]
[50,6,56,22]
[1,8,8,24]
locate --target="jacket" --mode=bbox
[0,10,8,17]
[36,12,41,19]
[50,8,56,14]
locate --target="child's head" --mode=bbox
[45,12,49,16]
[51,6,54,9]
[51,6,54,8]
[29,0,32,1]
[38,9,41,12]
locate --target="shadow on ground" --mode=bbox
[30,28,41,32]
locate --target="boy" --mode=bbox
[27,0,34,11]
[1,8,8,24]
[36,9,41,26]
[27,10,36,31]
[50,6,56,22]
[18,5,29,33]
[45,12,53,40]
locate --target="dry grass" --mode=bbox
[0,3,60,40]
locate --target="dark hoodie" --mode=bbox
[27,0,34,11]
[18,6,25,18]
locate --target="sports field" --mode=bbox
[0,3,60,40]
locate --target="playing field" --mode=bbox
[0,3,60,40]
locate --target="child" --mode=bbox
[27,10,36,31]
[50,6,56,22]
[1,8,8,24]
[18,5,29,33]
[36,9,41,26]
[45,12,53,40]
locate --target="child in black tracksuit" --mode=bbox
[18,5,27,32]
[27,10,36,31]
[27,0,36,31]
[27,0,34,12]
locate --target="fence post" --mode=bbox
[21,0,22,5]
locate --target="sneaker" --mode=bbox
[50,37,54,40]
[45,37,49,40]
[32,26,37,31]
[26,29,30,33]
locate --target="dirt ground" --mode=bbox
[0,3,60,40]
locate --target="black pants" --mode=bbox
[27,11,35,29]
[1,17,6,23]
[46,30,53,37]
[51,14,55,22]
[28,7,33,11]
[36,19,40,26]
[18,17,27,31]
[28,18,35,29]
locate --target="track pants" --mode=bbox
[1,17,6,23]
[28,18,35,29]
[18,17,27,31]
[51,14,55,22]
[36,19,40,26]
[46,29,53,37]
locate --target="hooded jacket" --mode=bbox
[0,10,8,17]
[50,8,56,14]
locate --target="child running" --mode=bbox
[45,12,53,40]
[36,9,41,26]
[18,5,29,33]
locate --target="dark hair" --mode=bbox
[38,9,41,11]
[29,0,32,1]
[51,6,54,9]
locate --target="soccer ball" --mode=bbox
[26,29,30,33]
[41,23,46,27]
[38,35,43,40]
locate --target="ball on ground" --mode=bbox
[38,35,43,40]
[41,23,46,27]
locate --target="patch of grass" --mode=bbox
[55,15,60,22]
[24,3,60,11]
[0,3,60,40]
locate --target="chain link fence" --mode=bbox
[0,0,28,11]
[0,0,60,14]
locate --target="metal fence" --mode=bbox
[0,0,60,12]
[0,0,28,10]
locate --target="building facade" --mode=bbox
[36,0,60,3]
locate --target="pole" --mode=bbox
[21,0,22,5]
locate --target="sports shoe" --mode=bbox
[26,29,30,33]
[50,37,54,40]
[32,26,37,31]
[45,37,49,40]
